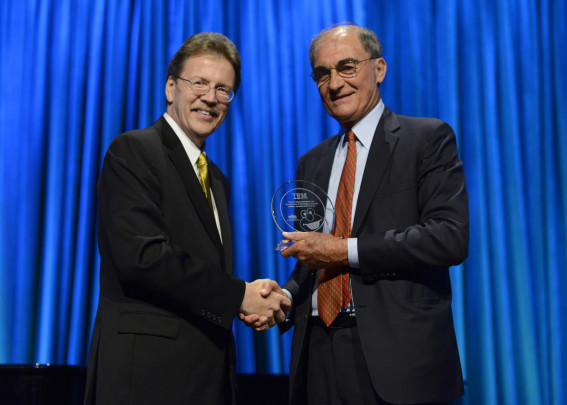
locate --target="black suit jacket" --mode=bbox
[282,107,468,404]
[84,117,245,405]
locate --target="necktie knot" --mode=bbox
[346,129,356,144]
[197,152,207,170]
[197,152,213,211]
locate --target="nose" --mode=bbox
[200,88,218,104]
[327,69,345,91]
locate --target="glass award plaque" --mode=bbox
[271,180,335,251]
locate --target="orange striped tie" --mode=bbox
[318,130,355,326]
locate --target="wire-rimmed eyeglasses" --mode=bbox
[310,58,375,84]
[176,76,235,103]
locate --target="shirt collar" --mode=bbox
[163,112,204,166]
[339,99,385,149]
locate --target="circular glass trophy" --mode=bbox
[271,180,335,251]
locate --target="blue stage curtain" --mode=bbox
[0,1,565,403]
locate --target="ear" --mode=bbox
[165,76,175,104]
[374,58,387,86]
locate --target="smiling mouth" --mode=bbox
[330,92,352,102]
[194,108,218,117]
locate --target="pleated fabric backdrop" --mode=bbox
[0,1,565,404]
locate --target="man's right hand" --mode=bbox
[239,279,290,329]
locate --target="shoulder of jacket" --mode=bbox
[300,134,339,160]
[394,113,447,131]
[109,125,161,151]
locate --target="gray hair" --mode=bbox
[309,24,383,67]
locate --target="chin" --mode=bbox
[330,111,355,123]
[328,103,354,116]
[195,121,219,133]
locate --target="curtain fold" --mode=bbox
[1,1,565,403]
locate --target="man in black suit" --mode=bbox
[84,32,290,405]
[246,24,468,404]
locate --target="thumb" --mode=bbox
[282,231,296,241]
[259,279,275,297]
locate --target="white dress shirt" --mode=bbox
[163,113,222,242]
[309,100,385,315]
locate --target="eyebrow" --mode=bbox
[189,76,233,89]
[314,58,358,70]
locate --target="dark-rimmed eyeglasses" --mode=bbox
[310,58,375,84]
[176,76,235,103]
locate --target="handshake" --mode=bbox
[238,279,291,331]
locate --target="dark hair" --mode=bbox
[167,32,241,92]
[309,24,383,67]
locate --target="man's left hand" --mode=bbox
[279,231,349,269]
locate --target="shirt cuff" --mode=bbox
[282,289,294,318]
[348,238,360,268]
[282,288,293,304]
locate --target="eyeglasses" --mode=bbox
[176,76,235,103]
[310,58,375,84]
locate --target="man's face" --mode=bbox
[166,53,235,147]
[313,29,386,128]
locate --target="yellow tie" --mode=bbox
[197,152,213,211]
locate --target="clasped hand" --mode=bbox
[239,279,291,331]
[238,232,348,331]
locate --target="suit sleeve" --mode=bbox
[357,121,469,280]
[97,132,245,329]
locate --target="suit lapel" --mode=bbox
[210,168,232,274]
[157,118,224,257]
[313,135,341,192]
[352,108,399,236]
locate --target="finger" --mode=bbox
[240,313,260,326]
[247,314,260,322]
[273,307,287,323]
[281,241,302,258]
[280,246,293,258]
[254,323,270,332]
[281,301,292,313]
[281,295,291,309]
[246,317,267,329]
[282,231,305,241]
